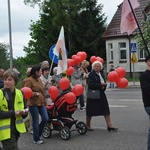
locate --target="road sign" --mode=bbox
[130,43,137,53]
[131,52,138,63]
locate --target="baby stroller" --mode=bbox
[42,90,87,140]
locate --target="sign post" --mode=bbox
[130,43,138,86]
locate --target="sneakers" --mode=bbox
[33,140,43,144]
[80,107,86,111]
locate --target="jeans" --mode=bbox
[77,94,85,108]
[145,107,150,150]
[29,106,48,142]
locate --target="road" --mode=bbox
[3,87,149,150]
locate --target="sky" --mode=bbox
[0,0,122,58]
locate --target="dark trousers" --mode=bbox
[1,133,19,150]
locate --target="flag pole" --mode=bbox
[127,0,150,55]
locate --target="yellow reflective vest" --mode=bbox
[0,89,26,141]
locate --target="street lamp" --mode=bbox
[7,0,13,69]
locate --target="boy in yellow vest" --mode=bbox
[0,69,27,150]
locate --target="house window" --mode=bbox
[119,42,127,60]
[108,43,113,63]
[138,49,147,61]
[139,49,147,59]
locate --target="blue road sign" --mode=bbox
[130,43,137,53]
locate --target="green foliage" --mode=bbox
[23,0,107,63]
[0,43,10,69]
[135,12,150,54]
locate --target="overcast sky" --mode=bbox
[0,0,122,58]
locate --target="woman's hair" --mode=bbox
[53,67,58,74]
[30,65,41,79]
[3,69,19,85]
[81,60,89,67]
[92,61,103,70]
[42,67,49,73]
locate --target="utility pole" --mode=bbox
[7,0,13,69]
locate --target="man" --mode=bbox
[139,55,150,150]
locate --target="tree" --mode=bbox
[23,0,107,63]
[135,9,150,54]
[0,43,9,69]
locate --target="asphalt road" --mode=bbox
[2,87,148,150]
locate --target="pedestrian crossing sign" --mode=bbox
[130,43,137,53]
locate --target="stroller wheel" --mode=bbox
[60,126,71,140]
[42,124,52,138]
[76,121,87,135]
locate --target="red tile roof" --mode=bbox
[102,0,150,39]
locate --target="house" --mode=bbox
[102,0,150,78]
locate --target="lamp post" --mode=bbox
[7,0,13,69]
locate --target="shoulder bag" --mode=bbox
[87,89,100,99]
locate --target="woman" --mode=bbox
[81,60,89,98]
[25,65,48,144]
[0,69,27,150]
[40,67,53,105]
[86,61,118,131]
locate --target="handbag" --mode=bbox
[87,89,100,99]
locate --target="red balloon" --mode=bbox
[71,55,77,60]
[116,78,128,88]
[96,57,104,64]
[90,56,97,63]
[77,52,87,61]
[48,86,59,101]
[67,59,72,68]
[73,55,82,64]
[59,78,70,90]
[72,84,84,96]
[107,71,119,82]
[64,92,76,104]
[66,66,74,76]
[71,59,76,66]
[21,87,33,99]
[115,67,126,78]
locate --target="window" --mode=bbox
[108,43,113,61]
[119,42,126,60]
[139,49,147,59]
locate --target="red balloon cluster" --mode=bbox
[66,51,87,76]
[21,87,33,99]
[90,55,104,64]
[107,67,128,88]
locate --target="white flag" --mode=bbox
[53,26,67,75]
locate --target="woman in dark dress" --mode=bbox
[86,61,118,131]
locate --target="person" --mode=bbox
[0,68,5,88]
[22,67,33,134]
[22,67,32,87]
[139,55,150,150]
[0,69,27,150]
[81,60,90,99]
[24,65,48,144]
[40,66,53,105]
[108,65,115,88]
[41,60,49,69]
[71,63,85,111]
[86,61,118,131]
[13,66,20,77]
[52,67,62,93]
